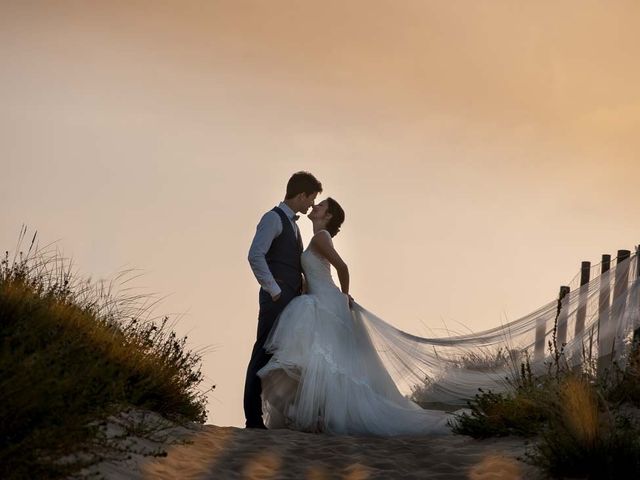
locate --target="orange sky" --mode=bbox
[2,0,639,426]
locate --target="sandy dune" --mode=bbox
[83,413,542,480]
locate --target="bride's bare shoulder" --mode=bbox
[308,230,334,258]
[310,229,332,244]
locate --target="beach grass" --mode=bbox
[0,229,212,479]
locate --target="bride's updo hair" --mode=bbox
[325,197,345,237]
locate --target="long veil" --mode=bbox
[352,253,640,408]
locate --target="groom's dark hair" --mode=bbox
[285,171,323,199]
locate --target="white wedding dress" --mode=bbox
[257,231,452,436]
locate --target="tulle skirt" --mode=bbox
[257,290,452,436]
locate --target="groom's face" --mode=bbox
[299,192,318,213]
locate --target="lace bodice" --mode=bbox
[301,231,341,296]
[301,249,337,294]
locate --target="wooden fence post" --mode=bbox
[633,245,640,346]
[613,250,631,312]
[556,286,571,348]
[597,254,612,375]
[600,250,631,371]
[574,261,591,338]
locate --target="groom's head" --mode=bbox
[285,171,322,214]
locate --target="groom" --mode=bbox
[244,171,323,429]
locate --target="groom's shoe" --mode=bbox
[245,422,268,429]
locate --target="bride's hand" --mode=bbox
[346,294,355,309]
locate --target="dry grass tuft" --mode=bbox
[559,376,600,449]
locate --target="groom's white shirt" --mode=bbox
[248,202,300,298]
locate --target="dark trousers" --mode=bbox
[243,285,297,427]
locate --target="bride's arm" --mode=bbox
[311,231,349,295]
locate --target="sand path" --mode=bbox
[92,421,543,480]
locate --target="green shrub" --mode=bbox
[451,387,548,438]
[605,346,640,407]
[0,230,213,479]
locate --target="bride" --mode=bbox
[257,198,452,436]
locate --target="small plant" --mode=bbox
[605,345,640,407]
[450,355,551,438]
[450,387,547,438]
